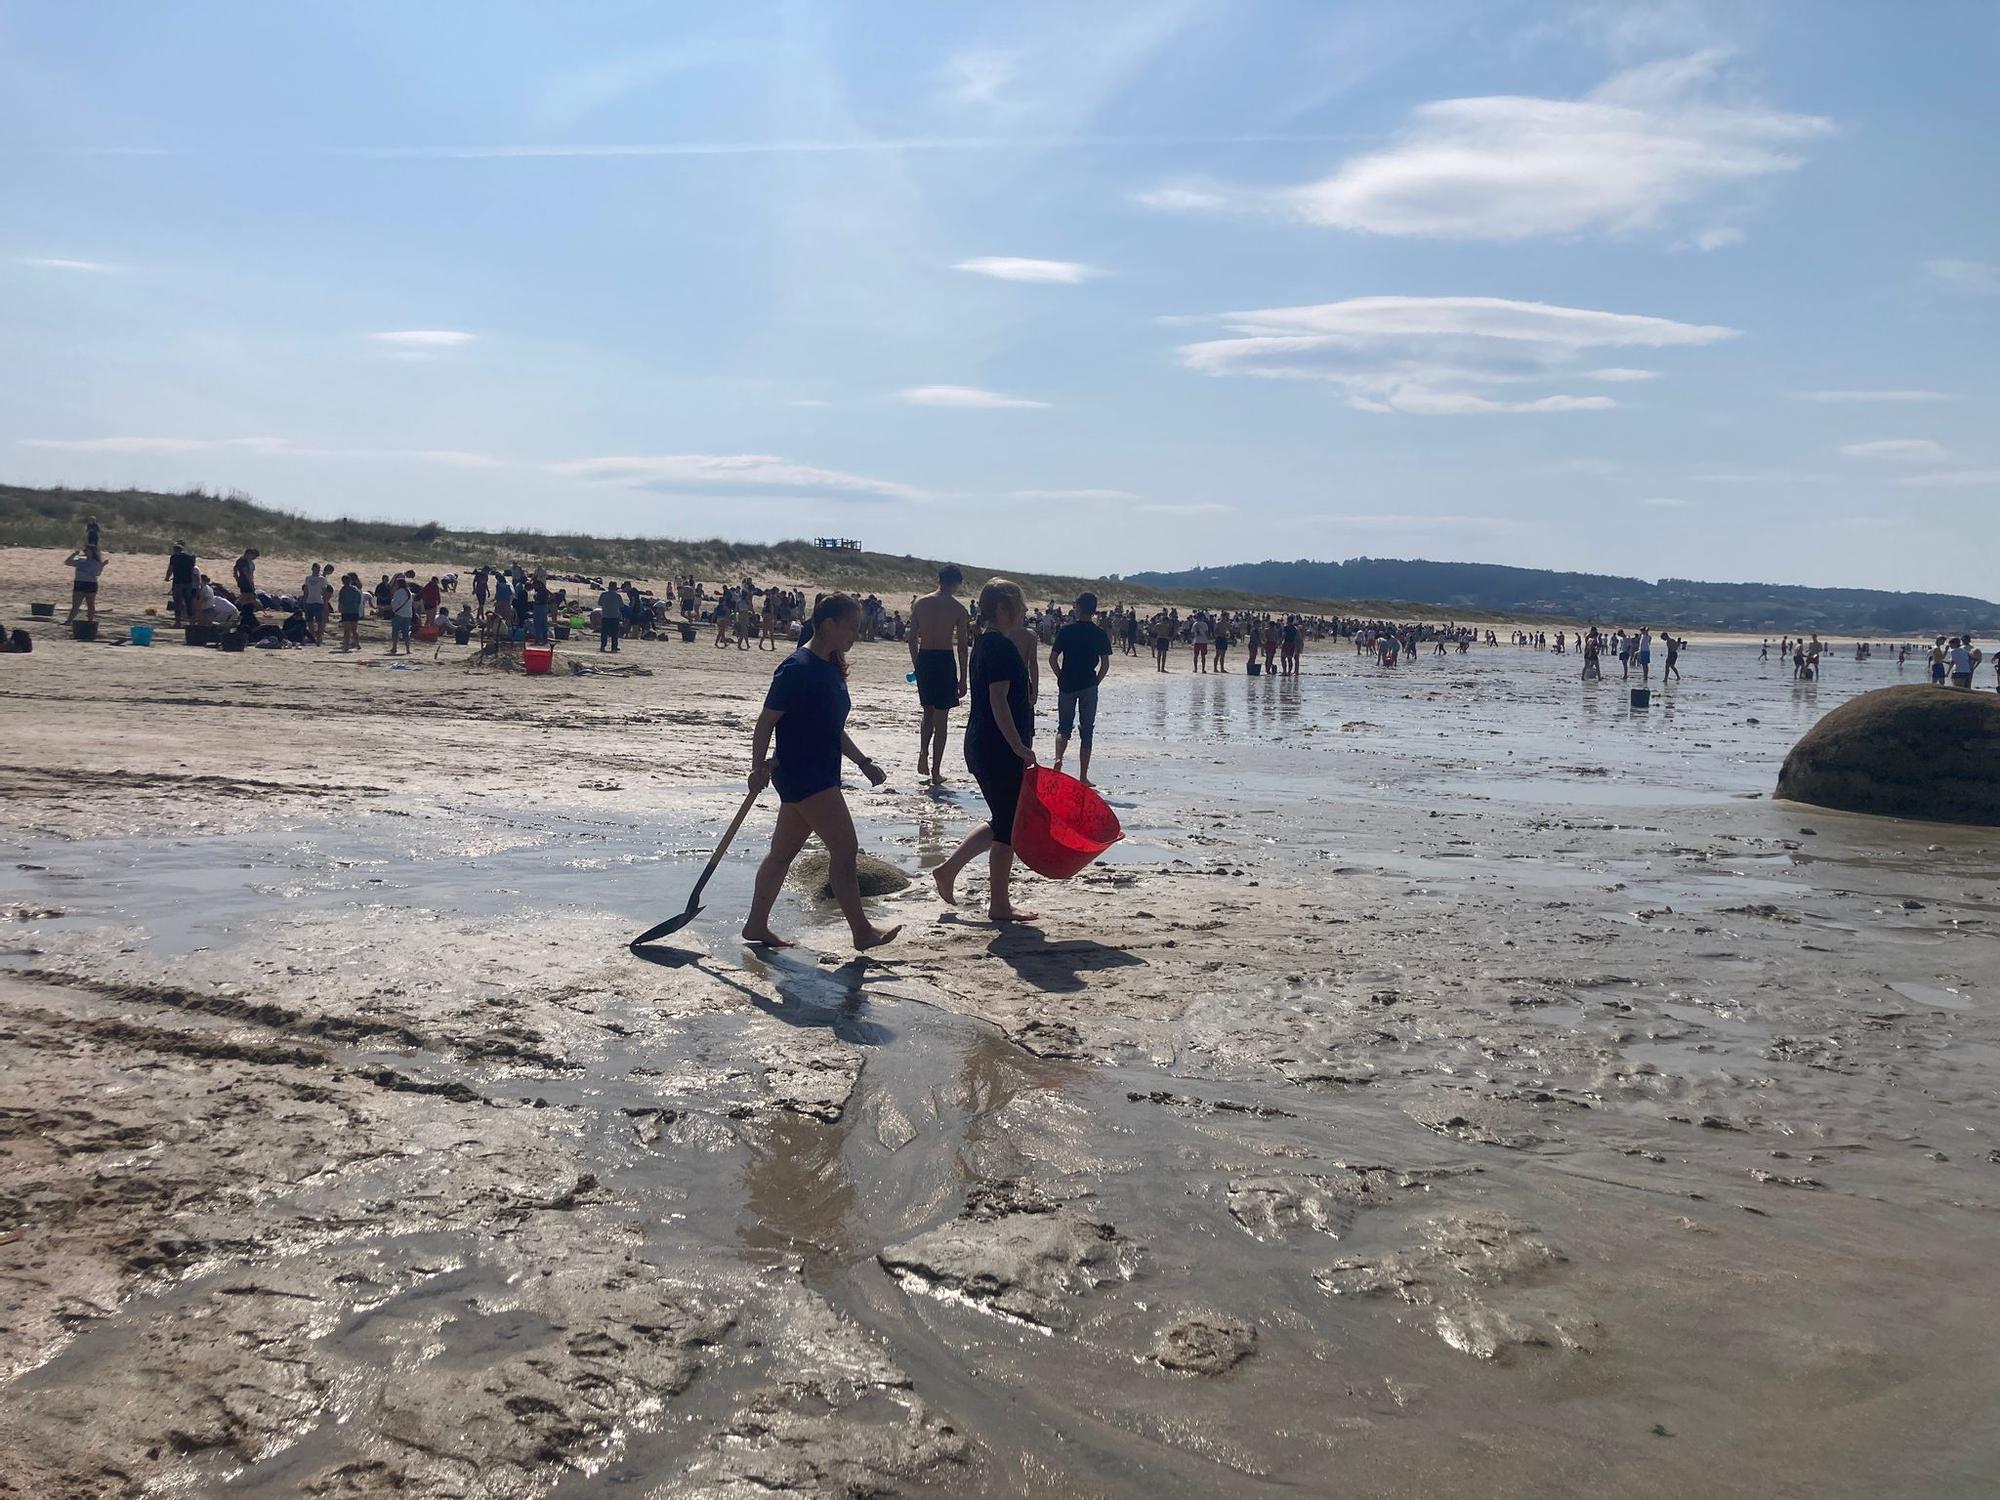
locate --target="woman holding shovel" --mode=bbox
[741,593,902,952]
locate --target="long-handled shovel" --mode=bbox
[629,783,763,947]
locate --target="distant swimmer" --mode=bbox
[909,565,972,786]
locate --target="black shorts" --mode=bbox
[967,734,1026,844]
[74,581,98,596]
[915,649,958,710]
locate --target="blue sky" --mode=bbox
[3,1,1995,594]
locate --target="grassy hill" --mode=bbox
[0,482,1532,623]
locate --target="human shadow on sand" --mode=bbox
[985,925,1144,996]
[629,944,897,1046]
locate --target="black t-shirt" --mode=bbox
[968,631,1033,747]
[168,552,196,584]
[764,647,850,801]
[1053,619,1111,694]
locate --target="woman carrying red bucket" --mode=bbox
[934,579,1121,921]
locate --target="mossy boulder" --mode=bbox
[1776,685,2000,825]
[788,848,913,899]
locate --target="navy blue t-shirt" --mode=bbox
[765,646,849,803]
[967,631,1033,749]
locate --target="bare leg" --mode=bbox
[927,710,948,784]
[918,710,934,776]
[743,802,813,947]
[797,789,900,949]
[1078,739,1093,786]
[1052,735,1069,777]
[987,842,1034,923]
[934,822,994,907]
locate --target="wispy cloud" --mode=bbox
[1305,513,1525,532]
[954,256,1098,284]
[1840,438,1951,463]
[369,329,477,348]
[18,435,504,467]
[939,47,1018,106]
[1926,257,1999,294]
[1014,488,1139,502]
[334,133,1357,162]
[1690,226,1745,251]
[900,384,1050,410]
[1899,469,2000,489]
[19,256,121,273]
[1793,389,1958,403]
[1174,295,1733,414]
[1140,50,1829,242]
[550,453,923,501]
[1589,367,1658,382]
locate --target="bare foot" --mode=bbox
[988,907,1037,924]
[740,925,794,948]
[854,924,902,951]
[928,771,947,788]
[932,867,958,907]
[1079,777,1095,788]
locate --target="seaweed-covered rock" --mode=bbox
[789,849,912,899]
[1777,686,2000,826]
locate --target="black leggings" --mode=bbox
[966,733,1026,846]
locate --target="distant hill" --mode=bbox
[1127,557,1999,636]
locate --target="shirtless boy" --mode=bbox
[908,565,972,785]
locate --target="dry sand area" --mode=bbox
[3,548,1999,1498]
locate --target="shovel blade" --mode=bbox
[630,904,700,947]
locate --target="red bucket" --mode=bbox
[1012,766,1122,879]
[522,645,554,675]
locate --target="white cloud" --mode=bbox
[368,329,477,348]
[1839,438,1951,463]
[1691,226,1744,251]
[1142,50,1829,242]
[939,47,1017,106]
[1589,367,1658,381]
[551,453,923,501]
[1305,513,1525,532]
[1131,183,1232,212]
[1899,469,2000,489]
[954,256,1097,285]
[1175,294,1733,414]
[1926,258,1999,294]
[1135,502,1231,517]
[900,384,1050,410]
[20,256,121,273]
[17,435,504,467]
[1793,389,1958,403]
[1014,488,1139,501]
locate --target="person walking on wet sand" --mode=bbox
[1050,592,1112,787]
[742,594,900,952]
[934,579,1039,924]
[908,565,971,786]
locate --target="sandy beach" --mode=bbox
[3,547,1998,1498]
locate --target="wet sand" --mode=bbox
[3,590,1999,1497]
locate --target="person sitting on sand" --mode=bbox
[933,579,1040,925]
[741,594,898,952]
